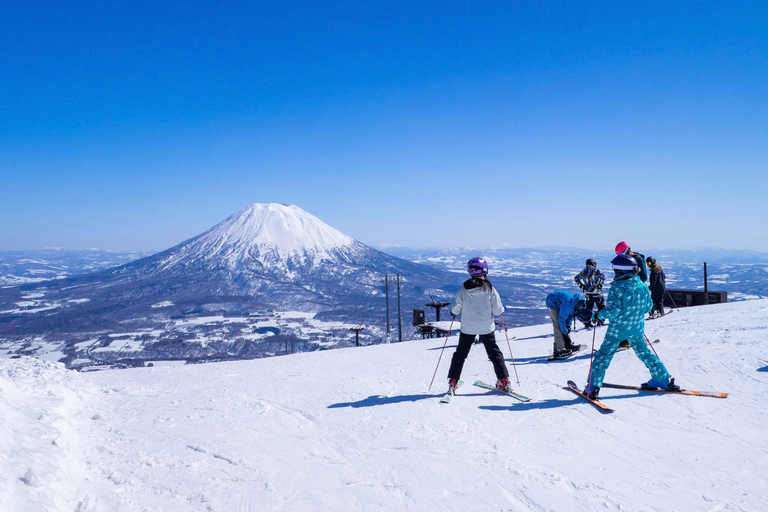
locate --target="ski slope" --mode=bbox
[3,299,768,511]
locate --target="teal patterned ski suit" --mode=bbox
[588,273,671,389]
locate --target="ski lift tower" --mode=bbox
[425,295,451,322]
[349,324,365,347]
[382,274,403,342]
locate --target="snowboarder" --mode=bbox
[646,256,666,318]
[583,253,680,399]
[447,258,511,393]
[545,290,590,359]
[573,258,606,329]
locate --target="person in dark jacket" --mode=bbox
[615,241,647,283]
[545,290,590,359]
[646,256,666,318]
[446,257,510,395]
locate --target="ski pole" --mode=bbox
[586,315,598,396]
[644,332,660,358]
[500,313,520,385]
[428,317,455,391]
[665,289,680,312]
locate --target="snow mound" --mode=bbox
[0,358,97,512]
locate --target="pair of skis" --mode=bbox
[567,380,729,413]
[440,380,531,404]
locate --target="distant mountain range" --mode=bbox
[0,204,539,367]
[0,249,154,285]
[2,210,766,368]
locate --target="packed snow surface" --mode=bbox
[3,300,768,511]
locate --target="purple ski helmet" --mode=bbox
[467,257,489,277]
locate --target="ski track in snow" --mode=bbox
[2,300,768,511]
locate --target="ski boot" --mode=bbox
[642,377,681,391]
[496,377,511,392]
[583,384,600,400]
[618,340,630,350]
[448,378,459,395]
[565,341,582,353]
[552,348,573,360]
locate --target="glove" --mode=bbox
[566,326,572,334]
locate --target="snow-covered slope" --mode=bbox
[4,300,768,511]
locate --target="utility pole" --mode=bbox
[384,275,390,339]
[704,262,708,303]
[396,274,402,343]
[383,273,403,343]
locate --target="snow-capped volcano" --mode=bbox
[3,203,509,363]
[173,203,356,268]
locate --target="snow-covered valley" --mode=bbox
[3,299,767,511]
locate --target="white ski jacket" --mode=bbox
[450,279,505,335]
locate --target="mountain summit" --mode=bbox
[173,204,355,269]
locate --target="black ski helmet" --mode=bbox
[586,258,597,268]
[646,256,656,267]
[576,302,592,323]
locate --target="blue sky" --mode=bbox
[1,1,767,252]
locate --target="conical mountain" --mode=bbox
[159,203,357,272]
[0,204,459,337]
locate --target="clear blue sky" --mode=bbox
[2,1,767,252]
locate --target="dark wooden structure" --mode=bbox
[665,289,727,308]
[425,298,451,322]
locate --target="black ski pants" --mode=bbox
[651,287,665,315]
[585,292,606,314]
[447,332,509,381]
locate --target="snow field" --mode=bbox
[2,299,768,511]
[0,359,96,511]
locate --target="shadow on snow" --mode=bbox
[328,393,441,408]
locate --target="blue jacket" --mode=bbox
[597,274,653,339]
[545,290,584,335]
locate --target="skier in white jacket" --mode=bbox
[447,257,510,393]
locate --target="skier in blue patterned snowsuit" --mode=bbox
[584,253,679,399]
